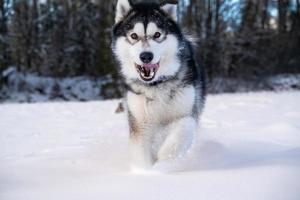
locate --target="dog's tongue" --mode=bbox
[143,63,159,71]
[136,63,159,80]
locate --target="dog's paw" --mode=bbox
[156,117,196,161]
[157,134,188,161]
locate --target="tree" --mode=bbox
[278,0,290,33]
[240,0,259,32]
[0,0,9,72]
[2,0,300,94]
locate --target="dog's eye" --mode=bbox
[130,33,139,40]
[154,32,161,39]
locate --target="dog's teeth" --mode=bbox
[137,64,157,81]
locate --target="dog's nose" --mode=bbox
[140,52,153,63]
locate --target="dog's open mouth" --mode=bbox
[135,63,159,82]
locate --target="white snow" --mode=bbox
[0,91,300,200]
[1,67,116,102]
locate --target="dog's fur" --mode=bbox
[112,0,205,170]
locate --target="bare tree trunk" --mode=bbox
[240,0,258,32]
[215,0,221,35]
[261,0,269,29]
[23,2,32,70]
[278,0,290,33]
[195,0,203,36]
[0,0,10,71]
[206,0,212,38]
[31,0,39,72]
[0,0,6,34]
[186,0,196,29]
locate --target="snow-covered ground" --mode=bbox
[0,92,300,200]
[0,67,120,102]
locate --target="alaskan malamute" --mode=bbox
[112,0,205,170]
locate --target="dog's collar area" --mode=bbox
[133,75,174,87]
[125,75,177,95]
[148,76,170,86]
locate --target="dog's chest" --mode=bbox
[127,86,195,124]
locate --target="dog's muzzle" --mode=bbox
[135,63,159,82]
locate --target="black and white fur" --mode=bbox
[112,0,205,171]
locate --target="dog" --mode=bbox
[112,0,205,170]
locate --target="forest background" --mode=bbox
[0,0,299,102]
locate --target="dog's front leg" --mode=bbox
[128,113,154,170]
[127,95,154,170]
[129,133,154,171]
[157,117,197,161]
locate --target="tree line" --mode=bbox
[179,0,300,79]
[1,0,116,78]
[1,0,300,83]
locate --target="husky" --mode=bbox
[112,0,205,170]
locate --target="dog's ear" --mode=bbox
[160,0,178,21]
[115,0,132,23]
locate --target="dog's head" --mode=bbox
[112,0,183,84]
